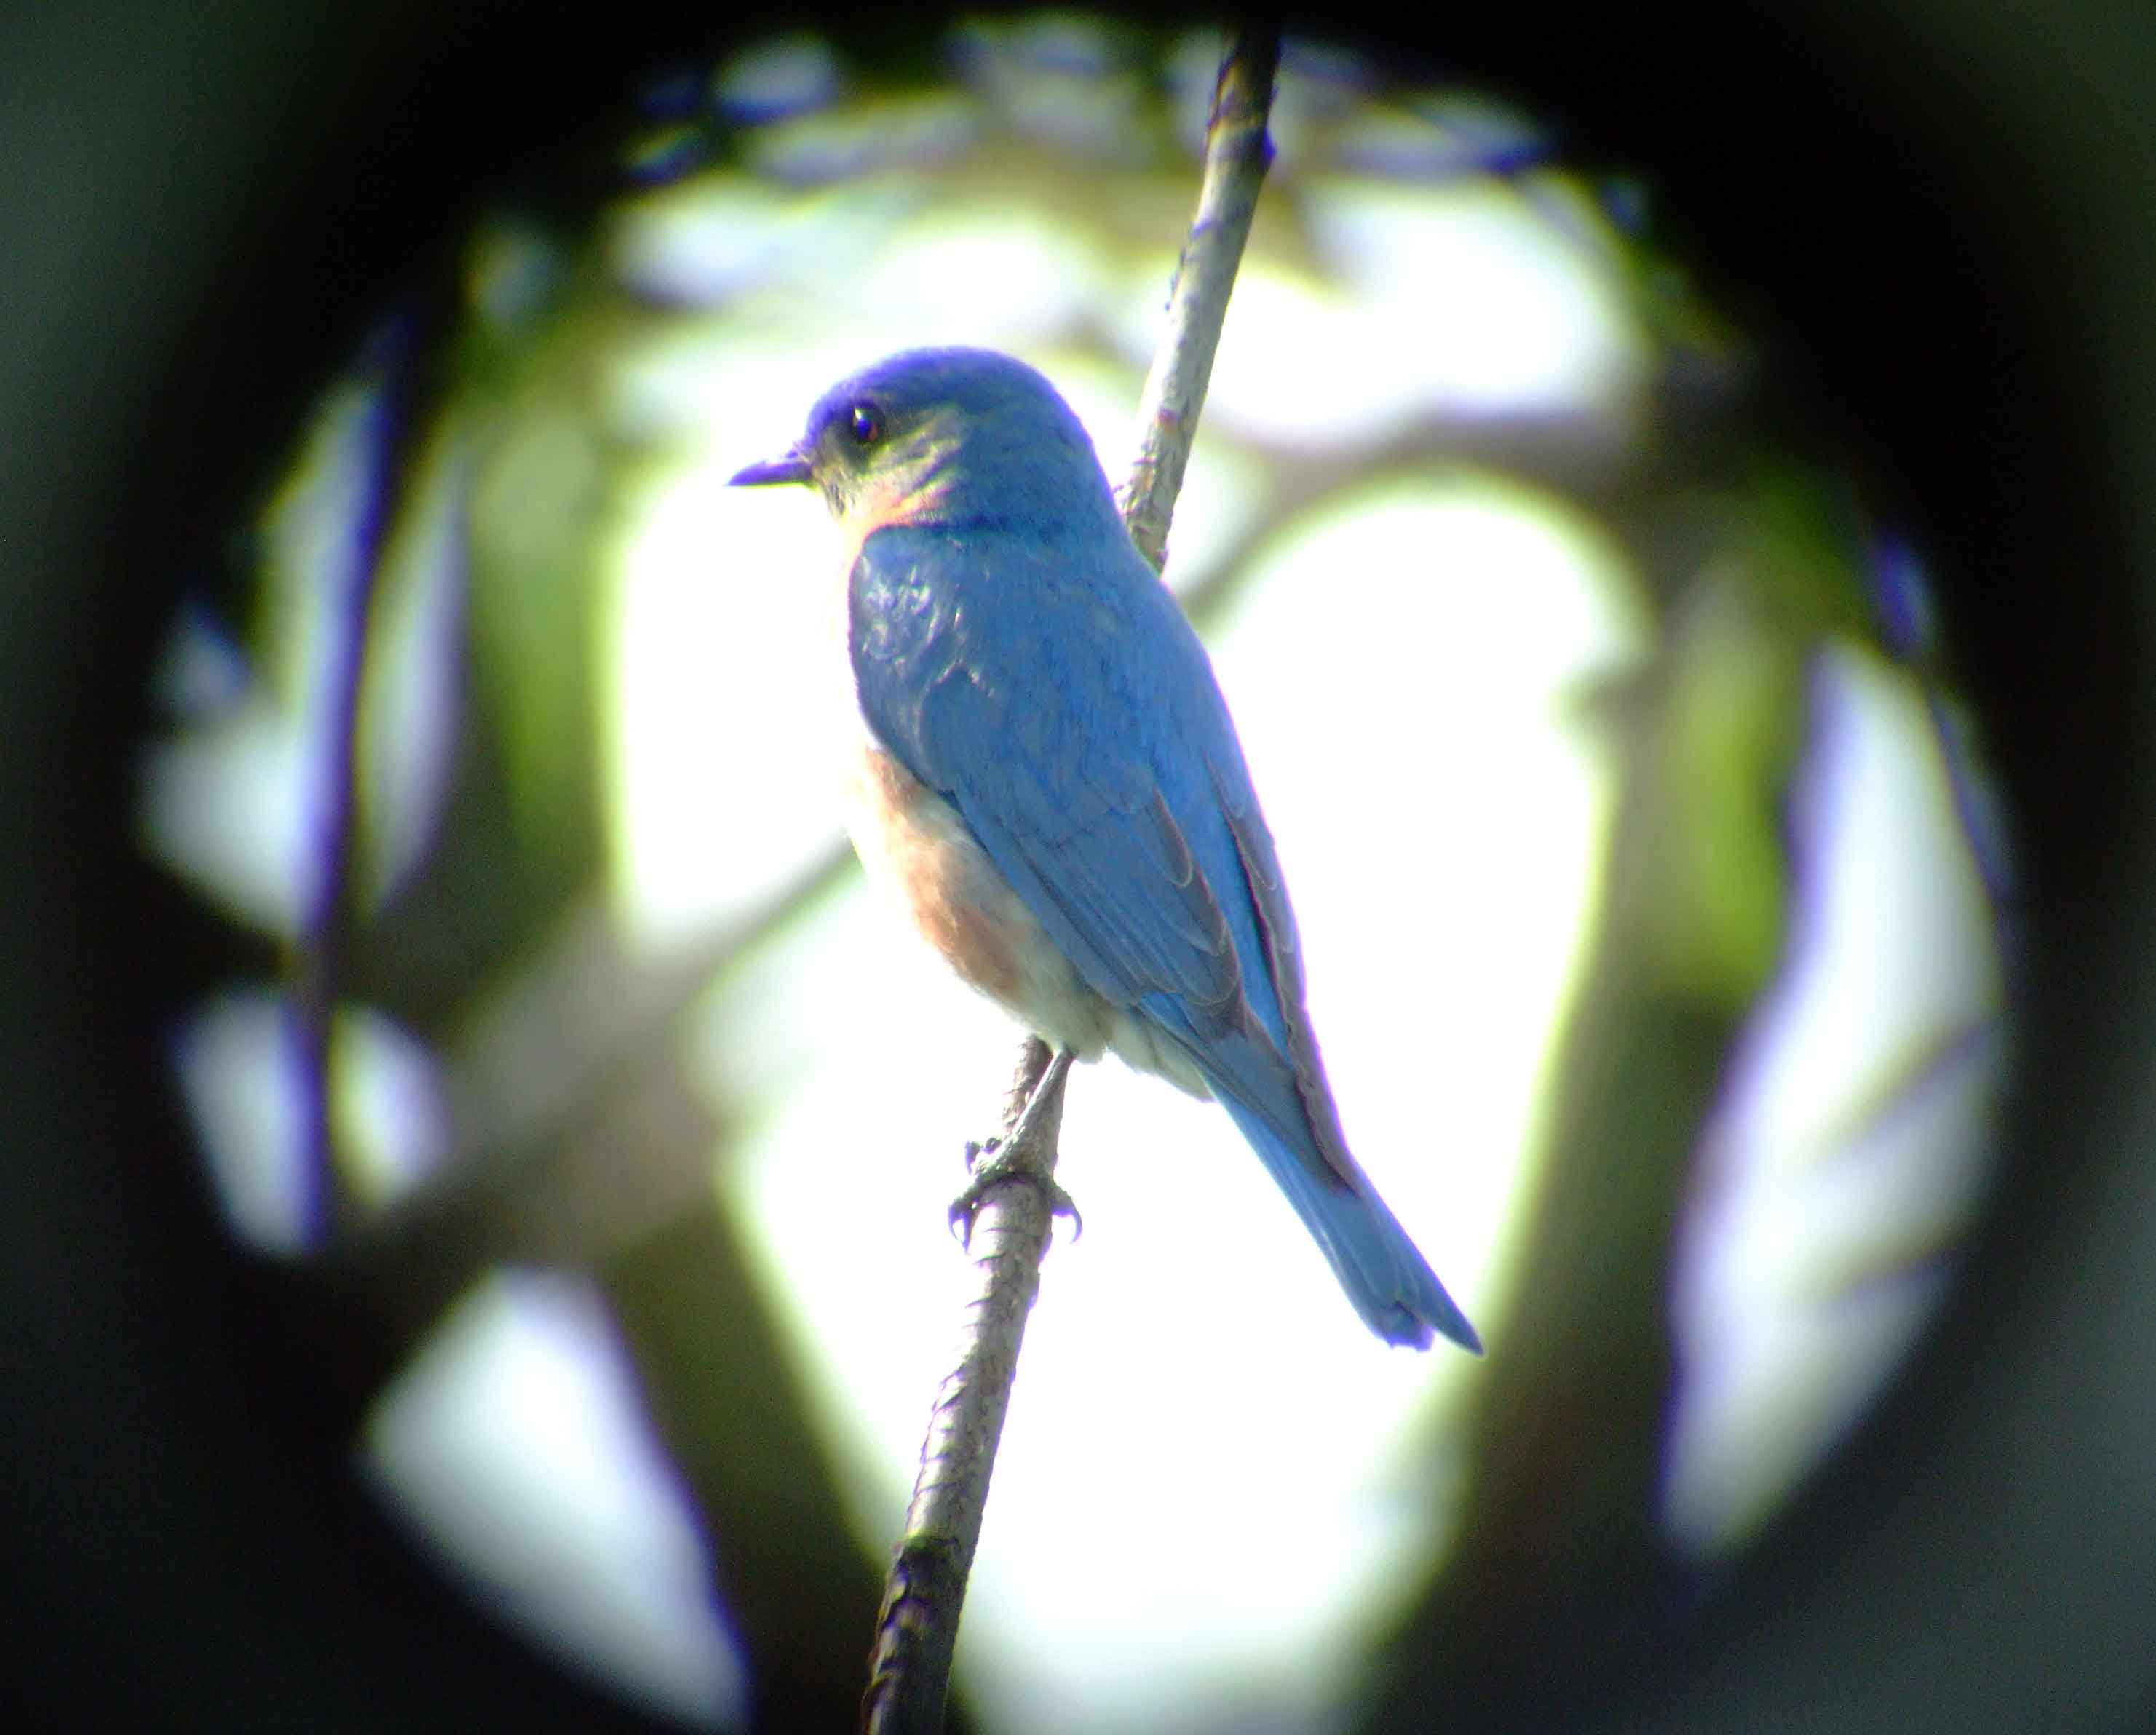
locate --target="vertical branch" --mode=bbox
[863,1039,1063,1735]
[285,317,418,1243]
[860,24,1283,1733]
[1120,20,1283,575]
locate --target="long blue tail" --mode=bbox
[1213,1092,1481,1352]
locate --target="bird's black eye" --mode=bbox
[845,402,884,447]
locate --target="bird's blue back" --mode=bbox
[852,515,1284,1053]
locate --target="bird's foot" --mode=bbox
[948,1136,1082,1248]
[948,1047,1082,1248]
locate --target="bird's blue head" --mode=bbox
[731,347,1125,543]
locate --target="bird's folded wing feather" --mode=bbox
[849,525,1363,1194]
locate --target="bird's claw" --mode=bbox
[948,1139,1082,1250]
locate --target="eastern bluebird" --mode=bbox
[732,347,1479,1352]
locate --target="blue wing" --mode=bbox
[849,520,1478,1351]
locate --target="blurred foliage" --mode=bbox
[1371,480,1826,1720]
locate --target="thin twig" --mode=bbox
[1120,20,1283,575]
[860,23,1283,1732]
[861,1038,1063,1735]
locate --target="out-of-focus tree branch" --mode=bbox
[282,325,424,1244]
[1363,507,1820,1728]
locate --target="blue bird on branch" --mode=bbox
[734,346,1479,1353]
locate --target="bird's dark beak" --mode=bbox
[729,447,814,488]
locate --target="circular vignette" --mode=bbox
[4,4,2152,1734]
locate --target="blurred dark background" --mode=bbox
[3,1,2153,1730]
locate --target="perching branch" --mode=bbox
[860,23,1282,1734]
[861,1038,1065,1735]
[1119,21,1282,575]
